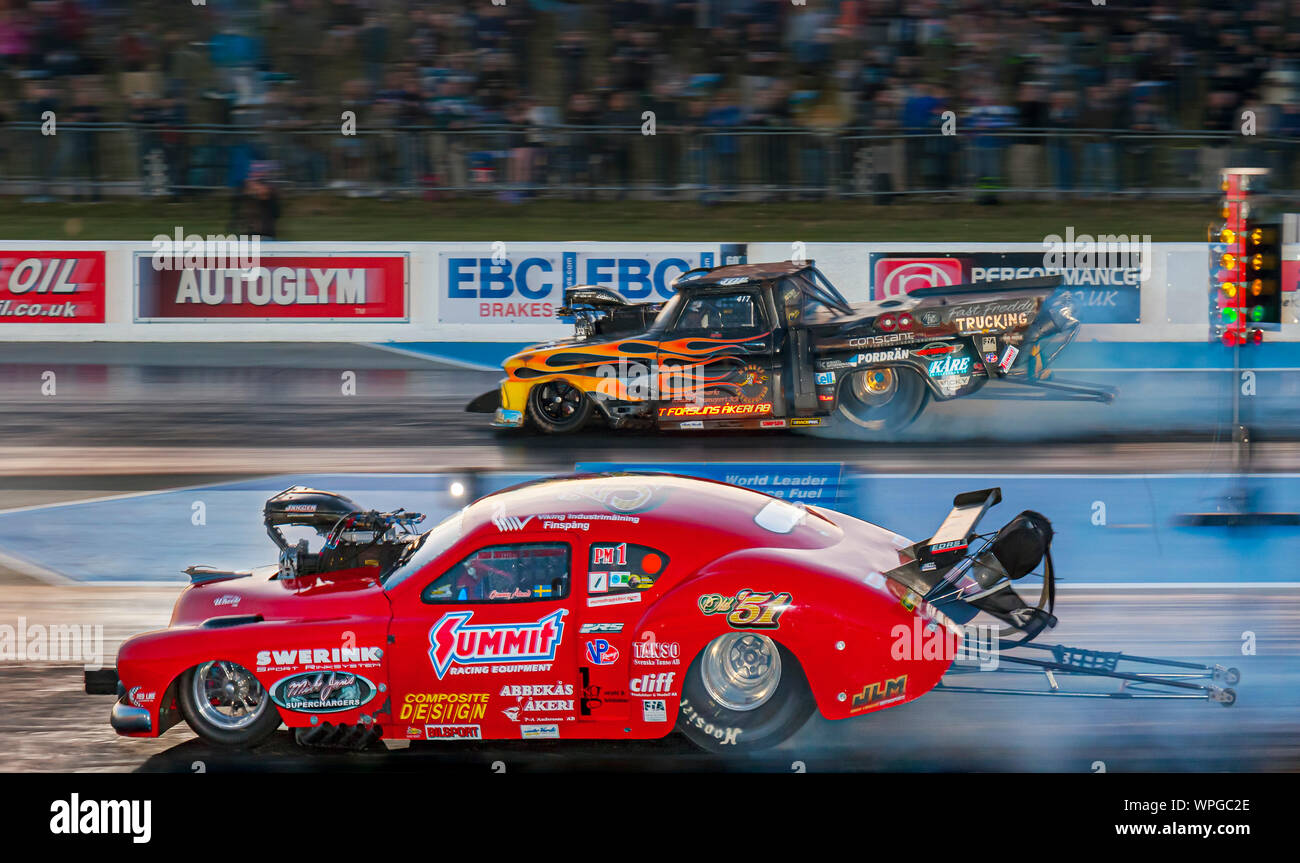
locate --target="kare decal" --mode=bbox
[399,692,490,723]
[427,609,566,679]
[269,671,377,713]
[927,355,972,378]
[849,674,908,713]
[425,724,482,740]
[698,589,793,629]
[584,638,621,666]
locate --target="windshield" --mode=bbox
[651,292,682,331]
[381,511,464,589]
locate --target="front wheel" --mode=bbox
[835,366,928,434]
[178,661,281,747]
[676,633,815,753]
[526,379,594,433]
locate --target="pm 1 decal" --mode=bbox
[269,671,377,713]
[697,589,793,629]
[427,609,567,679]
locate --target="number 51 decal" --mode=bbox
[698,589,793,629]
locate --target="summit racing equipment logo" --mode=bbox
[428,609,567,679]
[874,258,963,299]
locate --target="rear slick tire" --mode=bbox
[526,379,594,434]
[676,634,815,753]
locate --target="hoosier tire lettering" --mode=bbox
[678,697,743,745]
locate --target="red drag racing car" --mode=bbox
[86,476,1237,753]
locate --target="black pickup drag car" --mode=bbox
[467,260,1112,435]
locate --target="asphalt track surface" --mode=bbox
[0,342,1296,772]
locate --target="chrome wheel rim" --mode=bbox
[700,633,782,712]
[192,660,268,730]
[536,380,584,423]
[849,368,897,405]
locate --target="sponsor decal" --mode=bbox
[0,252,107,324]
[587,592,643,607]
[679,697,742,745]
[632,637,681,666]
[927,355,972,378]
[978,335,998,354]
[580,623,624,634]
[658,402,772,418]
[913,341,958,357]
[425,724,483,740]
[927,538,968,553]
[213,594,240,607]
[789,417,823,427]
[255,645,383,671]
[849,674,908,713]
[698,589,793,629]
[270,671,377,713]
[406,726,424,739]
[629,672,677,696]
[488,588,532,600]
[127,686,156,707]
[874,258,964,299]
[917,309,943,327]
[642,698,669,722]
[521,724,561,739]
[428,609,567,679]
[846,331,913,349]
[498,682,576,722]
[681,420,704,429]
[584,639,620,665]
[441,247,728,324]
[135,253,408,321]
[815,371,835,386]
[399,692,489,723]
[817,393,833,402]
[759,418,788,428]
[946,298,1037,333]
[491,504,534,532]
[999,344,1020,372]
[283,503,317,513]
[853,348,909,365]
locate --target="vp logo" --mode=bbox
[584,639,620,666]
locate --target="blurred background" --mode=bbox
[0,0,1298,213]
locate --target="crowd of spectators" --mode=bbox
[1,0,1300,203]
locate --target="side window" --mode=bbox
[587,542,670,595]
[422,543,570,603]
[672,293,765,337]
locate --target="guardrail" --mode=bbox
[2,123,1298,200]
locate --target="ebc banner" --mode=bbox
[135,253,408,321]
[0,252,106,323]
[439,244,746,324]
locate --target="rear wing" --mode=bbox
[917,487,1001,570]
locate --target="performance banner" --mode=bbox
[134,253,408,321]
[0,252,106,323]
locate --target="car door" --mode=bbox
[385,538,580,742]
[654,289,777,423]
